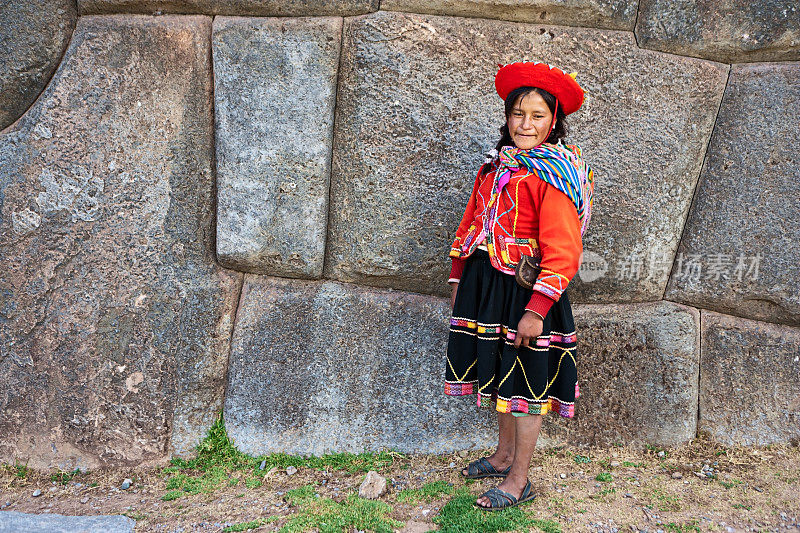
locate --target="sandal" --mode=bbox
[474,479,536,511]
[461,457,512,479]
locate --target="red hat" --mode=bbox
[495,62,585,115]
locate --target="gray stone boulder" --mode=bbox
[325,11,728,303]
[214,16,342,279]
[0,511,135,533]
[0,15,241,469]
[636,0,800,63]
[699,311,800,446]
[665,63,800,327]
[223,276,496,456]
[542,301,700,447]
[382,0,638,31]
[79,0,378,16]
[0,0,77,130]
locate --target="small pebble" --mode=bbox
[49,487,58,493]
[657,451,665,458]
[81,496,89,504]
[610,461,620,468]
[32,489,42,498]
[286,466,297,476]
[448,462,455,468]
[422,510,430,516]
[559,473,567,479]
[259,460,266,470]
[624,493,633,498]
[753,486,763,492]
[671,472,683,479]
[121,479,132,490]
[458,450,469,458]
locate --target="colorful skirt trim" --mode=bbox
[445,249,579,418]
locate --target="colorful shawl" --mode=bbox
[493,142,594,236]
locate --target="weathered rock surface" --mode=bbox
[0,0,77,131]
[79,0,378,16]
[0,511,135,533]
[382,0,638,31]
[636,0,800,63]
[214,16,341,279]
[325,11,728,301]
[541,301,700,446]
[223,276,496,455]
[0,15,241,470]
[699,311,800,446]
[665,63,800,326]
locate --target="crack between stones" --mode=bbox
[661,64,732,302]
[320,16,348,281]
[695,308,703,439]
[219,270,246,432]
[632,0,643,47]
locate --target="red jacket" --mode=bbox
[449,160,582,319]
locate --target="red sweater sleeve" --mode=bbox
[448,165,487,284]
[525,185,583,319]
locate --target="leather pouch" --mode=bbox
[514,255,542,290]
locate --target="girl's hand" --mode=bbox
[450,282,458,310]
[514,311,544,349]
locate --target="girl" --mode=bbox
[445,61,594,510]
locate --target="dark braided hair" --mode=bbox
[494,86,567,152]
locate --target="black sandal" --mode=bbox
[474,479,536,511]
[461,457,512,479]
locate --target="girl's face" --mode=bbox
[507,91,554,150]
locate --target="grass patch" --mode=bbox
[161,414,401,500]
[720,479,743,489]
[280,487,401,533]
[50,468,81,485]
[433,487,561,533]
[397,480,455,503]
[622,461,646,468]
[573,455,591,464]
[665,521,700,533]
[223,517,279,532]
[595,472,612,482]
[646,488,682,512]
[732,503,751,510]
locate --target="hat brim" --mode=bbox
[495,62,584,115]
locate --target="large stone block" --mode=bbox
[665,63,800,326]
[214,16,341,279]
[326,11,728,302]
[0,0,77,130]
[78,0,377,16]
[699,311,800,446]
[542,301,701,447]
[382,0,638,31]
[0,15,241,469]
[636,0,800,63]
[224,277,496,455]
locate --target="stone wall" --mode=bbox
[1,0,798,469]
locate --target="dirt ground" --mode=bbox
[2,437,799,533]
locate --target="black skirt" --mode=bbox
[445,249,579,417]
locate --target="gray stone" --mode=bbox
[382,0,638,31]
[665,63,800,326]
[0,511,135,533]
[326,11,728,302]
[0,0,77,130]
[223,276,495,455]
[541,301,700,446]
[636,0,800,63]
[78,0,378,16]
[358,470,387,499]
[0,15,241,470]
[698,311,800,446]
[214,16,342,279]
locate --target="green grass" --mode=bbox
[622,461,646,468]
[223,517,280,532]
[665,520,700,533]
[433,487,561,533]
[733,503,752,510]
[161,413,401,501]
[397,480,455,503]
[279,486,401,533]
[50,468,81,485]
[720,479,743,489]
[646,488,682,512]
[595,472,613,482]
[573,455,591,464]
